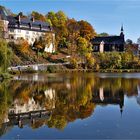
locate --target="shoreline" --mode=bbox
[8,67,140,74]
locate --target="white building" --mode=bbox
[0,6,55,53]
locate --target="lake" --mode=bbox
[0,73,140,139]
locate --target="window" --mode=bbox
[94,46,98,51]
[26,31,29,34]
[10,35,14,39]
[25,35,29,41]
[9,29,14,32]
[18,29,21,33]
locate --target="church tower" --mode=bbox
[120,25,124,37]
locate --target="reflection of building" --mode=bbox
[9,97,45,114]
[99,87,104,101]
[91,26,125,52]
[44,88,56,109]
[4,88,56,129]
[93,87,124,114]
[9,88,56,114]
[137,85,140,105]
[0,111,51,137]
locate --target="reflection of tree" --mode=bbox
[48,115,67,130]
[0,74,140,133]
[0,80,12,136]
[94,78,138,97]
[46,74,96,130]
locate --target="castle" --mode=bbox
[0,6,55,53]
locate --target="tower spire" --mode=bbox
[120,24,124,37]
[121,24,124,32]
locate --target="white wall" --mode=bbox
[9,29,44,44]
[8,28,55,53]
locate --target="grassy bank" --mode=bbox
[99,69,140,73]
[8,64,140,75]
[0,72,13,81]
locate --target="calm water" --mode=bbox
[0,73,140,139]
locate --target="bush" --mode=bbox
[69,58,78,69]
[86,57,95,69]
[47,66,57,73]
[22,67,37,73]
[0,39,13,72]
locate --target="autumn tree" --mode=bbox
[78,20,96,41]
[33,33,54,52]
[46,11,68,48]
[77,37,93,66]
[31,11,46,22]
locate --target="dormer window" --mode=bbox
[31,17,35,22]
[39,24,42,30]
[29,22,32,29]
[48,26,51,30]
[17,13,21,23]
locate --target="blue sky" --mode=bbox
[0,0,140,42]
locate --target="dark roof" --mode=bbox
[92,35,124,45]
[0,6,8,20]
[0,6,52,32]
[7,16,51,32]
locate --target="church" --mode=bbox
[91,26,125,52]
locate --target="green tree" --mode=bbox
[31,11,46,22]
[98,32,109,37]
[46,11,68,48]
[0,39,13,73]
[77,37,93,65]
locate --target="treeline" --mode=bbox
[5,8,97,67]
[1,6,140,72]
[13,10,96,53]
[28,11,97,51]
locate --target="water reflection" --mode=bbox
[0,73,140,137]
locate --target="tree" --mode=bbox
[78,20,96,41]
[0,39,13,72]
[77,37,93,65]
[126,39,133,45]
[31,11,46,22]
[46,11,68,48]
[33,38,43,52]
[33,33,54,52]
[85,53,96,69]
[137,37,140,45]
[98,32,109,37]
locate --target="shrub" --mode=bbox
[86,57,95,69]
[69,58,78,69]
[47,66,57,73]
[22,67,37,73]
[0,39,13,72]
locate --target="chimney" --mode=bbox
[31,17,35,22]
[18,14,21,22]
[39,24,42,30]
[29,22,32,29]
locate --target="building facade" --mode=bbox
[91,26,125,52]
[0,6,55,53]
